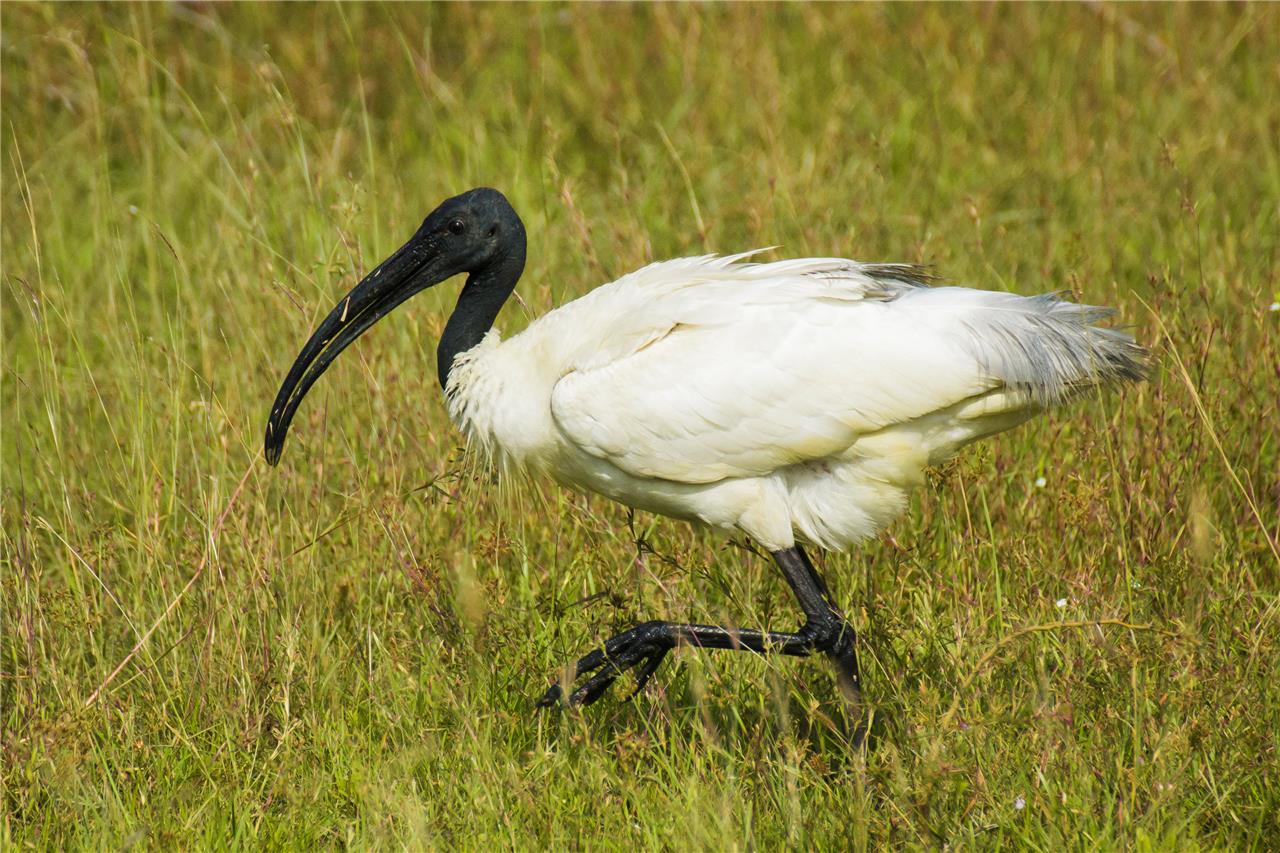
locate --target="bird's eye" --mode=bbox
[487,225,498,238]
[448,219,466,235]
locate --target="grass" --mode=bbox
[3,2,1278,848]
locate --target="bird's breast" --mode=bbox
[444,331,565,473]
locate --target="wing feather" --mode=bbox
[547,254,1142,485]
[549,259,979,483]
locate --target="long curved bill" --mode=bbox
[264,230,440,465]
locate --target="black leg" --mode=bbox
[537,545,861,708]
[777,546,862,705]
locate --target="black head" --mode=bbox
[418,186,525,273]
[264,187,525,465]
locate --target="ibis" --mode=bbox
[265,187,1145,709]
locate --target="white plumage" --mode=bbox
[445,251,1144,552]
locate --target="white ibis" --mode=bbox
[265,187,1145,709]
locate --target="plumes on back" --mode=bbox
[700,255,1148,407]
[928,289,1147,407]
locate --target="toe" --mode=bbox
[570,669,620,706]
[626,650,669,700]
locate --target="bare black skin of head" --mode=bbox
[264,187,527,465]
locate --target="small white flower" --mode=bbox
[1014,795,1026,810]
[1269,301,1279,312]
[1055,598,1068,609]
[1034,476,1047,488]
[128,205,139,216]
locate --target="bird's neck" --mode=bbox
[437,247,525,390]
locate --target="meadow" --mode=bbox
[3,3,1278,848]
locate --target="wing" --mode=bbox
[548,259,991,484]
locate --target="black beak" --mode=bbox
[264,229,446,465]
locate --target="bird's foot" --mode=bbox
[537,621,674,708]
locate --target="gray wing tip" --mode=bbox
[1030,329,1149,406]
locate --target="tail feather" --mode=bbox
[953,291,1147,406]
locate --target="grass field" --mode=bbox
[3,3,1279,848]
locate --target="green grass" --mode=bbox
[3,3,1279,848]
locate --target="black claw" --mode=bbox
[538,627,674,708]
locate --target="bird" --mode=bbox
[264,186,1145,710]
